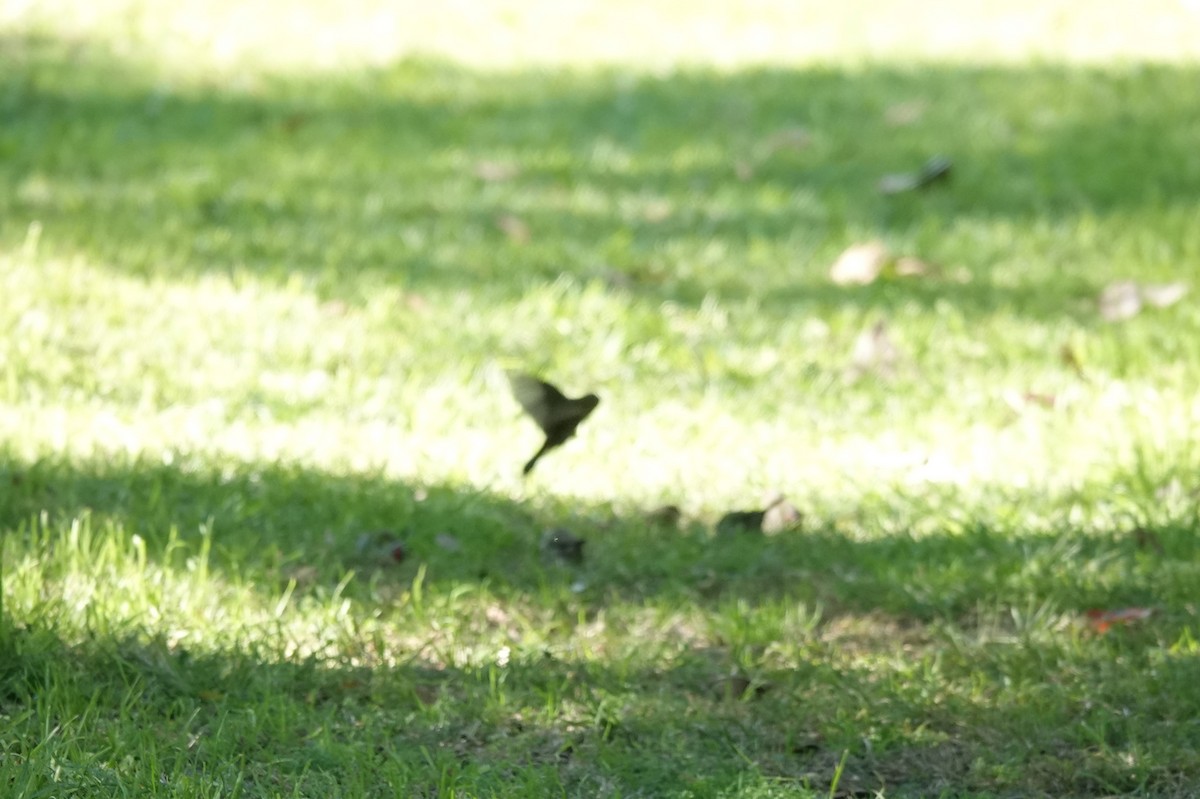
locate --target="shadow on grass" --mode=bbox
[2,605,1199,797]
[3,451,1196,620]
[3,32,1200,319]
[3,452,1200,795]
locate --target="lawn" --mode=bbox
[2,1,1200,796]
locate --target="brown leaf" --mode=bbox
[893,256,934,277]
[279,112,308,133]
[646,504,682,527]
[1132,526,1165,555]
[1084,607,1153,633]
[761,126,812,154]
[412,683,440,706]
[716,509,766,536]
[283,565,319,586]
[762,495,802,535]
[849,320,901,378]
[495,214,531,244]
[1060,342,1086,379]
[473,160,519,182]
[877,173,920,195]
[878,155,952,195]
[1098,280,1143,321]
[642,199,672,222]
[434,532,462,552]
[830,241,892,285]
[484,605,511,626]
[1141,282,1188,308]
[712,675,770,701]
[884,99,928,126]
[541,528,585,564]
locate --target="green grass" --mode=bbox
[3,2,1200,797]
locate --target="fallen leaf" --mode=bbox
[541,528,585,564]
[734,160,755,181]
[1003,390,1059,414]
[877,173,920,194]
[712,674,770,701]
[884,99,928,126]
[283,565,319,585]
[762,495,802,535]
[893,256,934,277]
[878,155,952,195]
[1132,527,1165,555]
[1060,342,1087,379]
[761,126,812,154]
[412,683,440,706]
[642,199,672,222]
[484,605,511,626]
[495,214,531,244]
[646,504,682,527]
[279,112,308,133]
[1141,282,1188,308]
[434,532,462,553]
[849,320,901,378]
[1098,280,1143,321]
[716,509,766,536]
[1084,607,1153,633]
[473,160,519,182]
[830,241,892,285]
[355,530,408,565]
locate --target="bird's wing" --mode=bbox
[507,371,566,431]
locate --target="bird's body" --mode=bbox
[507,372,599,475]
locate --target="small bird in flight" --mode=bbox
[507,371,599,475]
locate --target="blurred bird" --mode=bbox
[507,371,599,475]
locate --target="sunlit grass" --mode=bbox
[3,1,1200,796]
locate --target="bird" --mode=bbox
[507,371,599,475]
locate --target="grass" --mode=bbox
[3,1,1200,796]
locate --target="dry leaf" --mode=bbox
[646,504,682,527]
[885,100,928,126]
[1141,282,1188,308]
[541,528,585,564]
[850,320,900,378]
[495,214,531,244]
[894,256,933,277]
[762,496,802,535]
[1060,342,1086,379]
[473,160,519,182]
[712,675,770,701]
[434,532,462,552]
[643,199,672,222]
[412,683,441,706]
[283,564,319,585]
[280,112,308,133]
[1084,607,1153,633]
[877,173,920,194]
[762,126,812,154]
[716,509,766,536]
[830,241,892,285]
[484,605,511,626]
[1098,280,1143,321]
[1132,527,1165,555]
[878,155,952,195]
